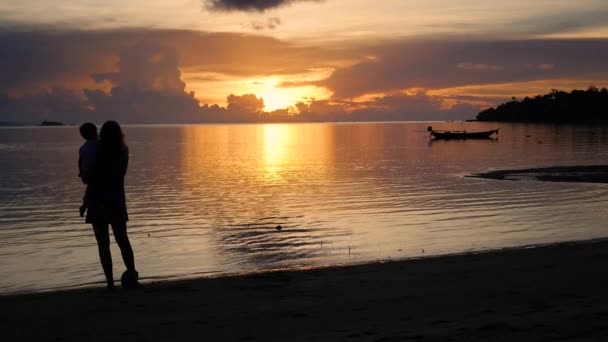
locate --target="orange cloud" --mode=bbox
[3,29,608,124]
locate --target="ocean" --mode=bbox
[1,122,607,293]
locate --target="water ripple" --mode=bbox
[1,123,608,293]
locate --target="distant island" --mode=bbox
[0,121,23,127]
[476,87,608,122]
[40,120,65,126]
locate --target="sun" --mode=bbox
[251,79,329,112]
[182,69,334,112]
[231,76,331,112]
[253,79,298,111]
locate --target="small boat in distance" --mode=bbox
[428,126,499,140]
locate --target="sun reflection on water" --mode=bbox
[263,124,293,181]
[2,123,608,292]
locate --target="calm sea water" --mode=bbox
[1,122,608,293]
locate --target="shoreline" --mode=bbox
[3,238,608,341]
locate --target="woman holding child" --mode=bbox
[79,120,139,291]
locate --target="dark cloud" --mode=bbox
[207,93,266,122]
[0,29,344,94]
[2,39,221,124]
[78,42,204,124]
[78,42,198,123]
[205,0,321,12]
[2,29,608,124]
[289,91,482,122]
[0,87,88,124]
[0,30,117,93]
[227,93,264,112]
[0,29,350,124]
[317,39,608,99]
[348,92,479,121]
[508,6,608,36]
[91,43,187,92]
[0,36,284,124]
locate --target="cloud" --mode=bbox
[319,39,608,99]
[0,31,117,94]
[3,40,226,125]
[348,91,479,121]
[0,29,346,95]
[249,17,281,30]
[508,5,608,37]
[0,37,295,124]
[457,63,504,71]
[82,42,204,124]
[537,64,555,70]
[2,29,608,124]
[0,87,87,124]
[0,29,350,124]
[291,91,482,122]
[227,93,265,112]
[1,1,607,40]
[204,0,322,12]
[92,43,187,92]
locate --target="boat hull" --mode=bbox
[430,129,499,140]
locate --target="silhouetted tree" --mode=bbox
[477,87,608,122]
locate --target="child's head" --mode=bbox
[79,122,98,140]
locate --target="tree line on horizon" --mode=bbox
[476,87,608,122]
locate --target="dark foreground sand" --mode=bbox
[2,240,608,341]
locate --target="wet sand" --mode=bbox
[2,239,608,341]
[468,165,608,183]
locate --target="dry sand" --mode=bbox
[2,239,608,341]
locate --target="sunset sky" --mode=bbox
[1,0,608,123]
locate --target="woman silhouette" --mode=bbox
[86,121,139,290]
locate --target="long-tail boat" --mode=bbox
[428,126,499,140]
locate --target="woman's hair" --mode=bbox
[99,121,126,150]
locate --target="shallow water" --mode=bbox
[1,122,608,293]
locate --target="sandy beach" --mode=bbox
[2,239,608,341]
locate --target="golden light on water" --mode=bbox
[263,124,292,180]
[180,124,335,186]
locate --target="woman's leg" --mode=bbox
[111,221,136,272]
[92,223,114,287]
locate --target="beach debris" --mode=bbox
[275,225,283,231]
[421,248,425,254]
[398,249,402,252]
[147,233,151,237]
[348,245,351,254]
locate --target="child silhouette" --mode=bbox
[78,123,98,217]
